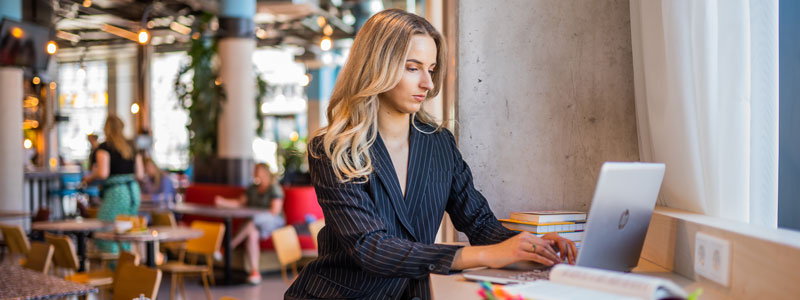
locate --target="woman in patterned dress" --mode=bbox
[81,115,144,253]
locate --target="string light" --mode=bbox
[46,41,57,54]
[131,103,140,114]
[32,77,40,85]
[138,30,149,44]
[23,139,32,149]
[320,36,332,51]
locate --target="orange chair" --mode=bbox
[0,224,31,264]
[45,233,114,286]
[159,220,224,300]
[23,242,54,273]
[272,225,302,283]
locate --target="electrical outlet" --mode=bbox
[694,232,731,286]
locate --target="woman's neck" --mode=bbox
[377,109,411,145]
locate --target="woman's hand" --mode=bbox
[483,232,562,268]
[541,232,578,265]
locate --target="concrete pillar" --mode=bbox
[456,0,639,220]
[0,0,24,215]
[216,0,256,186]
[107,55,136,138]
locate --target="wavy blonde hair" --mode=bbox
[309,9,446,183]
[103,115,133,160]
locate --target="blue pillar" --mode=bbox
[0,0,22,21]
[306,66,336,134]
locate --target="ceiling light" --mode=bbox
[46,41,57,54]
[138,30,149,44]
[320,36,332,51]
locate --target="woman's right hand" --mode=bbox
[483,232,562,268]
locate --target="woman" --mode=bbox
[81,115,144,253]
[285,9,577,299]
[214,163,284,284]
[139,157,175,205]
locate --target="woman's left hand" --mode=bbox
[541,232,578,265]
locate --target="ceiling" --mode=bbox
[35,0,364,53]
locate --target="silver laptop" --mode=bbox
[463,162,666,284]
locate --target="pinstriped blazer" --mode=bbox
[284,119,517,300]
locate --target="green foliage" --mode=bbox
[174,13,267,160]
[277,137,308,174]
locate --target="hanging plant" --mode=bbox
[174,13,267,161]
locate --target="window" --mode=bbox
[778,0,800,231]
[57,60,108,164]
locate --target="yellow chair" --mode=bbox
[272,225,302,283]
[159,220,224,300]
[151,211,185,256]
[308,219,325,250]
[112,251,140,283]
[23,242,54,273]
[111,263,162,300]
[45,233,114,286]
[0,224,31,264]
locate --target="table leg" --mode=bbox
[76,232,87,272]
[224,217,232,285]
[146,241,156,267]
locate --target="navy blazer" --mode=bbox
[284,120,516,300]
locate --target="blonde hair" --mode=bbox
[310,9,446,183]
[103,115,133,160]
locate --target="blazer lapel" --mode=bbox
[373,133,420,241]
[404,121,432,233]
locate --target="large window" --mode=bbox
[57,61,108,165]
[150,52,190,170]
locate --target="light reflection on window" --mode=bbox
[151,52,190,170]
[57,61,108,165]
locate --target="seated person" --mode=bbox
[139,158,175,204]
[214,163,284,284]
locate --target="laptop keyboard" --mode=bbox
[508,269,551,281]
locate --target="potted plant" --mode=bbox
[278,135,310,186]
[174,13,267,183]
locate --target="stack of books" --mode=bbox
[500,210,587,250]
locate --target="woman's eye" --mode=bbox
[428,70,435,76]
[407,67,418,72]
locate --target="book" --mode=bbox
[508,229,585,242]
[504,264,687,300]
[500,219,585,233]
[510,210,587,223]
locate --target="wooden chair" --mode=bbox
[159,220,224,300]
[151,211,185,256]
[272,225,302,283]
[111,263,162,300]
[45,233,114,286]
[0,224,31,264]
[308,219,325,250]
[23,242,54,273]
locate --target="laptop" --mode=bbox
[463,162,666,284]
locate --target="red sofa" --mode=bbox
[181,184,323,252]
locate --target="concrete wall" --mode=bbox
[456,0,639,218]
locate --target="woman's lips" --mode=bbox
[413,95,425,102]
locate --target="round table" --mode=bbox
[93,226,203,267]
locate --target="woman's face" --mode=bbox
[254,166,271,185]
[379,34,437,115]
